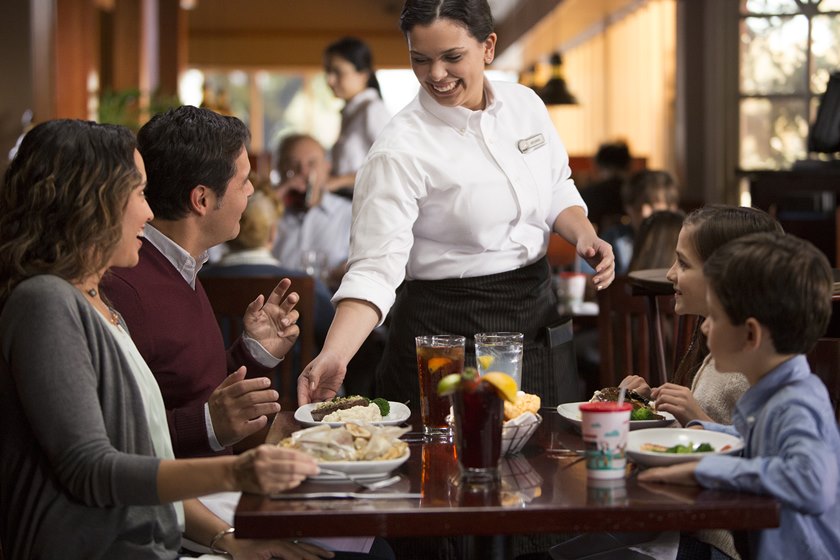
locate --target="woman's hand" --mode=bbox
[576,232,615,290]
[297,349,347,405]
[232,445,319,495]
[619,375,652,398]
[226,537,334,560]
[650,383,711,426]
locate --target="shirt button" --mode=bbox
[747,416,755,424]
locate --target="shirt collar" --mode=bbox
[143,224,209,289]
[342,88,380,118]
[734,354,811,419]
[417,78,501,134]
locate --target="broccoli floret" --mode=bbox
[630,407,656,421]
[372,398,390,417]
[694,442,715,453]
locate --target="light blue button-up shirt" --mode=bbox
[691,355,840,559]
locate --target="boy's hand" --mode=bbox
[637,461,700,486]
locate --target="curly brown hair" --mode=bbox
[0,119,141,308]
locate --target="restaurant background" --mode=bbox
[1,0,839,258]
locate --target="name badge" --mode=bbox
[517,133,546,154]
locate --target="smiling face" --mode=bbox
[666,225,707,316]
[407,18,496,111]
[205,146,253,246]
[109,149,154,269]
[324,54,369,101]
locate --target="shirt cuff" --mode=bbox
[242,334,283,367]
[204,402,225,452]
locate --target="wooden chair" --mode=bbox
[806,337,840,424]
[200,275,316,411]
[596,276,696,390]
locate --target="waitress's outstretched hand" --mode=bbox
[297,351,346,405]
[577,233,615,290]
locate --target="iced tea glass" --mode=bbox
[474,332,524,388]
[451,379,504,482]
[416,335,465,440]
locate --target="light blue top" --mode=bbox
[690,355,840,559]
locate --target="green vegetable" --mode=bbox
[665,442,715,454]
[630,407,657,421]
[372,398,390,417]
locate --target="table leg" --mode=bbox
[644,295,667,386]
[460,535,512,560]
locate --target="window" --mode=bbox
[739,0,840,169]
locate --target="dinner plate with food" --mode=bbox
[626,427,744,467]
[295,395,411,427]
[277,422,411,481]
[557,387,676,430]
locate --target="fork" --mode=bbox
[316,469,402,491]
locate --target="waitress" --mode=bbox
[323,36,391,198]
[298,0,615,408]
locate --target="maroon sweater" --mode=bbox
[103,241,272,458]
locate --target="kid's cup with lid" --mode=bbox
[579,402,632,479]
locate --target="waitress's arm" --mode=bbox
[552,205,616,290]
[297,298,381,405]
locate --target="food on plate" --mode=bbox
[590,386,664,421]
[504,391,541,421]
[322,403,382,423]
[310,395,391,422]
[278,422,410,462]
[311,395,370,421]
[641,441,727,454]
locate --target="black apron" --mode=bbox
[375,257,580,408]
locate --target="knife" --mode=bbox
[271,492,421,500]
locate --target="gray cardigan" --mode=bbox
[0,275,179,559]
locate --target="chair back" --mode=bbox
[596,276,696,389]
[806,337,840,424]
[200,275,316,410]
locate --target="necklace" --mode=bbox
[81,285,122,329]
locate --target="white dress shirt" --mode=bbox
[272,192,353,270]
[333,80,586,323]
[331,87,391,176]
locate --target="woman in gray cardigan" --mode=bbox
[0,120,332,560]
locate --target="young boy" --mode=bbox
[638,232,840,559]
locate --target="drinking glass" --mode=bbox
[415,335,465,440]
[474,332,524,388]
[451,379,504,482]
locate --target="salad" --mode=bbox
[641,441,731,454]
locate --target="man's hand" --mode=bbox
[242,278,300,360]
[637,461,700,486]
[209,367,282,448]
[577,233,615,290]
[297,350,347,405]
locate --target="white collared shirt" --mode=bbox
[333,80,586,323]
[331,88,391,176]
[273,192,352,270]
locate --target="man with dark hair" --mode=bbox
[103,106,300,458]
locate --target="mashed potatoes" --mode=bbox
[322,403,383,423]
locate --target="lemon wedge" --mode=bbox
[481,372,518,402]
[427,357,453,374]
[477,355,494,370]
[436,373,463,396]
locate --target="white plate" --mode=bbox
[310,449,411,482]
[626,428,744,467]
[295,401,411,428]
[556,401,676,431]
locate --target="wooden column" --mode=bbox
[156,0,186,98]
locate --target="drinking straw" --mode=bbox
[617,386,627,408]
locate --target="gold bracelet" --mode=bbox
[209,527,235,554]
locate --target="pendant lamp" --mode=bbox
[537,52,578,106]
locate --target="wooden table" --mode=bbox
[235,411,779,557]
